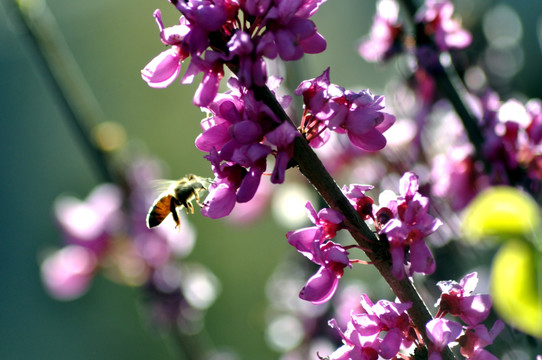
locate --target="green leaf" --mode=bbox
[491,240,542,338]
[461,186,540,242]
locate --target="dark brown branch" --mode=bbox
[252,85,456,359]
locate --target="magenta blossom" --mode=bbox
[436,272,492,327]
[141,10,190,88]
[41,245,97,301]
[416,0,472,51]
[358,0,404,63]
[287,226,350,304]
[53,183,124,256]
[327,295,413,360]
[426,318,463,360]
[295,68,396,151]
[378,172,441,279]
[142,0,328,96]
[428,272,504,360]
[458,321,504,360]
[342,184,375,220]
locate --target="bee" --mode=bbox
[146,174,212,229]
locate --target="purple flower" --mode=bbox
[342,184,375,220]
[265,122,300,184]
[143,0,329,93]
[54,184,124,256]
[416,0,472,51]
[379,172,441,279]
[141,10,190,88]
[458,321,504,360]
[181,52,224,107]
[41,245,97,300]
[426,318,463,360]
[436,272,492,326]
[358,0,403,63]
[327,295,413,359]
[262,0,327,61]
[287,227,350,304]
[295,69,396,151]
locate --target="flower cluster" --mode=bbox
[41,158,219,329]
[358,0,403,63]
[431,94,542,211]
[482,96,542,185]
[415,0,472,51]
[295,68,395,151]
[195,77,299,218]
[142,0,328,105]
[426,272,504,360]
[287,172,442,307]
[359,0,471,65]
[286,201,349,304]
[376,172,442,280]
[327,295,414,360]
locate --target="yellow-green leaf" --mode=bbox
[462,186,540,242]
[491,240,542,338]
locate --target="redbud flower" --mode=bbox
[41,245,97,300]
[143,0,328,95]
[342,184,375,220]
[416,0,472,51]
[53,183,123,256]
[358,0,404,63]
[436,272,492,327]
[458,321,504,360]
[265,121,301,184]
[327,295,413,359]
[426,317,463,360]
[141,10,190,88]
[287,225,350,304]
[379,172,441,279]
[295,68,396,151]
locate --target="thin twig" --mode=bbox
[7,0,116,183]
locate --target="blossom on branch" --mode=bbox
[286,202,348,304]
[295,68,395,151]
[142,0,328,103]
[327,295,413,360]
[378,172,441,279]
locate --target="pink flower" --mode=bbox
[295,68,396,151]
[141,10,190,88]
[436,272,492,326]
[458,321,504,360]
[416,0,472,51]
[287,227,350,304]
[54,183,123,256]
[327,295,413,359]
[426,318,463,359]
[358,0,403,63]
[342,184,375,220]
[379,172,441,279]
[41,245,97,300]
[265,122,300,184]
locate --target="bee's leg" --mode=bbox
[185,201,194,214]
[194,189,204,207]
[171,198,181,229]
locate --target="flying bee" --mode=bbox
[146,174,212,230]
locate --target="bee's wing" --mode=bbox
[146,194,174,228]
[149,179,177,194]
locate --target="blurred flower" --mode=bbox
[416,0,472,51]
[41,245,97,300]
[358,0,404,63]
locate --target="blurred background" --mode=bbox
[0,0,541,359]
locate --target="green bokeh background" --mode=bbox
[1,0,540,359]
